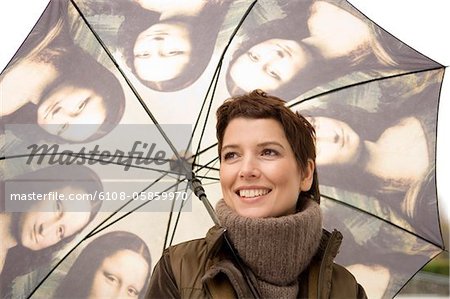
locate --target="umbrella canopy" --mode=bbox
[0,1,449,298]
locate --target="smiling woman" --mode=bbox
[146,90,367,298]
[218,117,314,218]
[53,231,152,299]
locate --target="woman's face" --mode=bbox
[229,39,311,93]
[219,118,314,218]
[306,1,371,59]
[133,22,192,82]
[307,116,361,165]
[37,85,107,142]
[88,249,149,299]
[18,186,92,250]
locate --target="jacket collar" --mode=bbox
[310,229,344,299]
[204,225,343,263]
[202,225,344,298]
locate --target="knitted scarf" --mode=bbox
[215,199,322,298]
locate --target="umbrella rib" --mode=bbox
[193,142,218,157]
[188,61,222,153]
[88,178,187,238]
[321,194,444,249]
[166,162,221,248]
[194,175,220,182]
[86,173,173,237]
[194,158,220,182]
[69,0,191,177]
[192,61,223,167]
[163,172,189,250]
[168,156,221,247]
[168,192,192,248]
[287,66,445,108]
[190,0,258,166]
[193,163,219,173]
[393,250,445,298]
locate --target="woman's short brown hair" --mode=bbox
[216,89,320,204]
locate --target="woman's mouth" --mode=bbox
[237,188,271,198]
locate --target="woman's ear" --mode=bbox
[300,159,315,191]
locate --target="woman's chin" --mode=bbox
[233,202,272,218]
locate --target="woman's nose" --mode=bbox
[239,156,261,179]
[40,217,63,240]
[52,105,78,120]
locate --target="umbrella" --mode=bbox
[0,1,448,299]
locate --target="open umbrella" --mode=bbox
[0,1,448,298]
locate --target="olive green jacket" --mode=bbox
[146,226,367,299]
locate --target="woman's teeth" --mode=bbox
[239,189,270,198]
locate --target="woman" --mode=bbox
[53,231,151,299]
[118,0,231,91]
[226,0,422,101]
[147,90,366,298]
[0,165,103,295]
[0,0,126,143]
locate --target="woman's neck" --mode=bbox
[363,116,429,184]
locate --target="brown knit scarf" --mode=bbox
[215,199,323,299]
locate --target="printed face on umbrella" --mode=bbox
[308,113,430,182]
[36,85,107,142]
[87,249,149,299]
[229,39,312,93]
[306,116,361,166]
[133,22,192,82]
[17,187,91,250]
[219,117,314,218]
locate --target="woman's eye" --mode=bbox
[77,99,88,112]
[247,52,258,62]
[55,201,64,216]
[276,49,285,58]
[261,149,278,156]
[104,273,118,284]
[127,287,139,297]
[223,152,237,160]
[166,50,183,56]
[135,50,152,57]
[57,225,65,240]
[57,123,69,135]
